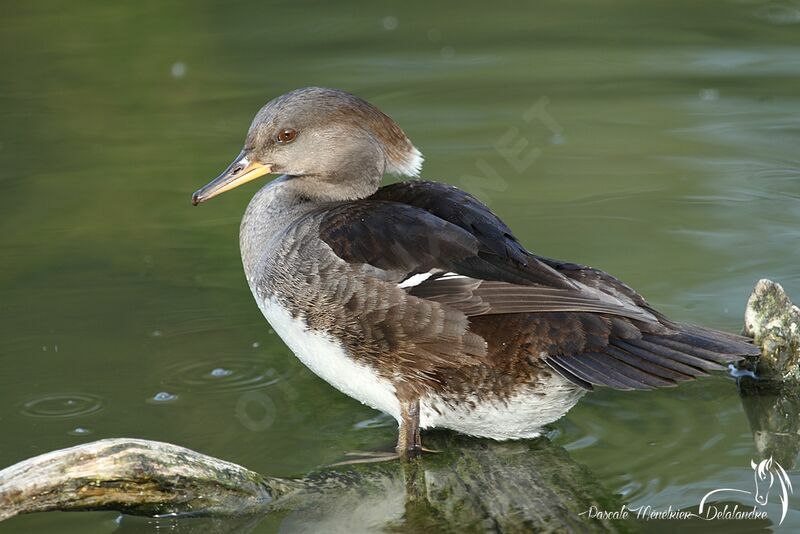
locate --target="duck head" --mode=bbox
[192,87,422,205]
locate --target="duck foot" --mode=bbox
[332,398,432,466]
[330,450,401,466]
[330,446,439,466]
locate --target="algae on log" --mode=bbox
[738,378,800,469]
[0,434,633,532]
[743,279,800,381]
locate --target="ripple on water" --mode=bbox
[20,394,104,418]
[162,357,285,394]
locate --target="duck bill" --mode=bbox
[192,152,273,205]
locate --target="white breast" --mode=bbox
[256,296,401,421]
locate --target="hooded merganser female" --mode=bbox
[192,87,760,458]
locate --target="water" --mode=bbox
[1,0,799,531]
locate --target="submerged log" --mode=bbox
[0,434,633,532]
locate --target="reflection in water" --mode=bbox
[295,436,630,532]
[353,413,396,430]
[107,434,633,533]
[739,378,800,470]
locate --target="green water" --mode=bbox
[1,0,799,531]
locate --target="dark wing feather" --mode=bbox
[526,256,761,389]
[371,181,529,264]
[318,200,476,274]
[370,181,574,288]
[409,276,660,323]
[319,199,579,290]
[538,257,674,324]
[537,314,758,391]
[468,310,758,392]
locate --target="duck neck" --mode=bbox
[239,176,321,279]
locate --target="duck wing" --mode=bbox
[319,182,655,322]
[319,180,760,390]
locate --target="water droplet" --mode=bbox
[69,427,91,436]
[151,330,162,338]
[699,88,719,101]
[729,364,757,380]
[210,368,233,378]
[251,341,260,349]
[151,391,178,403]
[170,62,187,79]
[382,16,398,31]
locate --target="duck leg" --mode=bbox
[396,398,422,459]
[330,398,433,465]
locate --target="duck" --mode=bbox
[192,87,760,458]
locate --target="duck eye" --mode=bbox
[277,128,297,144]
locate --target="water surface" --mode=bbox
[1,0,799,531]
